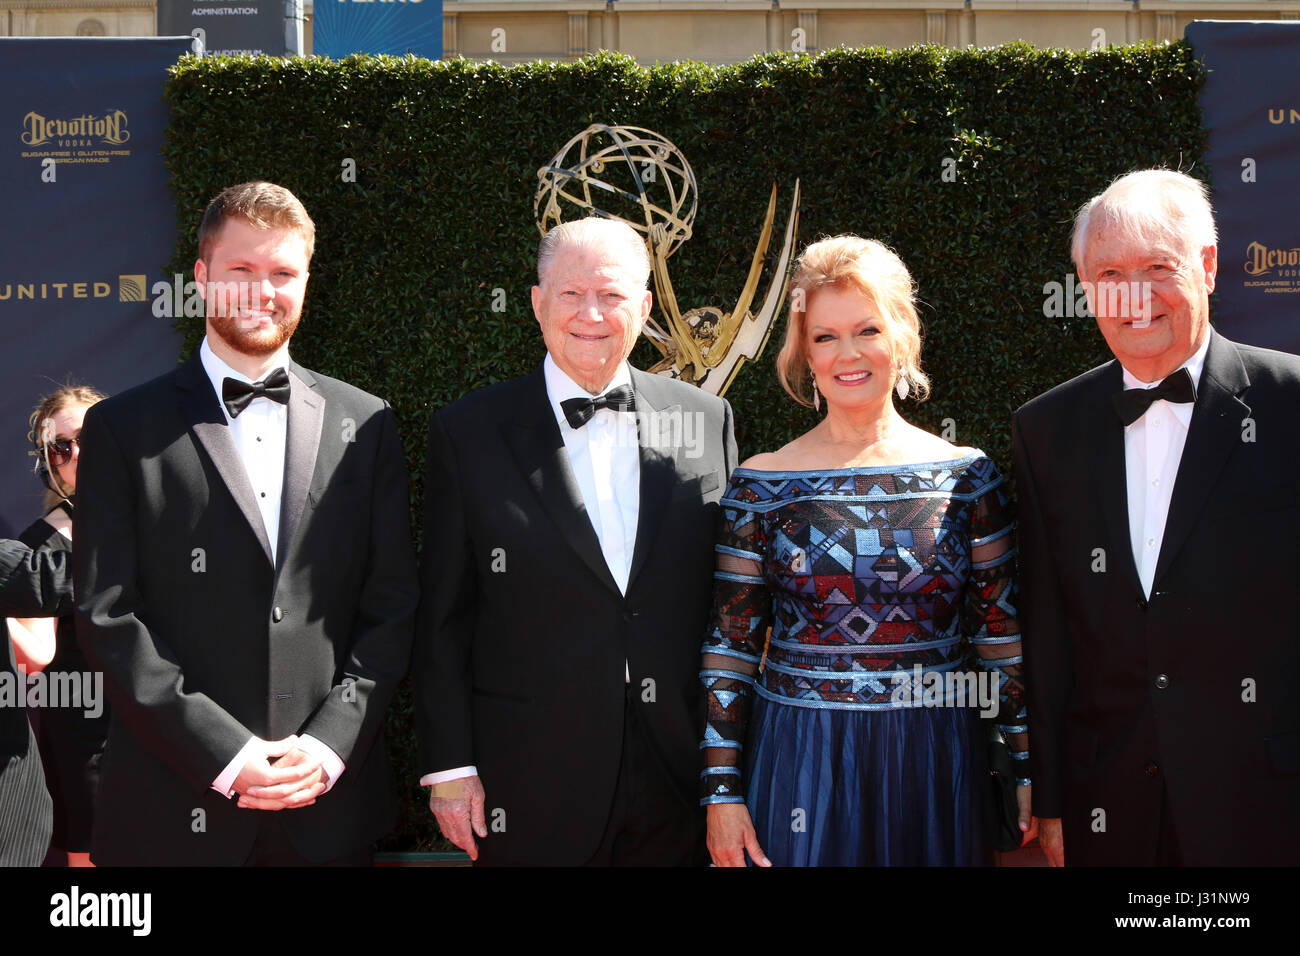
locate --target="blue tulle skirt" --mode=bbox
[745,695,991,866]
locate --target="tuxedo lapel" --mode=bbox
[1154,331,1251,587]
[627,369,679,589]
[1091,362,1145,597]
[277,364,325,574]
[176,356,274,567]
[505,368,622,594]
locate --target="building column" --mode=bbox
[956,7,973,47]
[1155,12,1175,43]
[797,10,818,55]
[443,12,458,58]
[569,11,588,58]
[926,10,946,46]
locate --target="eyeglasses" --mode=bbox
[45,436,80,467]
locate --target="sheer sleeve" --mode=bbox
[699,490,772,804]
[964,468,1030,786]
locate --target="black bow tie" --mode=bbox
[1112,367,1197,426]
[222,368,291,419]
[560,385,636,429]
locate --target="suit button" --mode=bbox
[1137,598,1148,612]
[1144,762,1159,776]
[622,610,636,623]
[272,606,283,623]
[1154,674,1169,690]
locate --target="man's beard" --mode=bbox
[208,307,300,357]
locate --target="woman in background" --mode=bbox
[700,236,1033,865]
[8,384,108,867]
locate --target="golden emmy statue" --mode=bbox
[535,123,800,396]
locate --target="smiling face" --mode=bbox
[531,241,651,394]
[194,216,310,367]
[805,284,897,414]
[1080,225,1215,383]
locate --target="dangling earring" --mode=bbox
[895,367,909,401]
[811,375,821,412]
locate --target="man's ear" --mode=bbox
[194,258,207,288]
[531,285,543,324]
[639,288,652,327]
[1202,244,1218,295]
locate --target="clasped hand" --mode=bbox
[234,735,328,810]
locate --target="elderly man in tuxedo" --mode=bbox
[414,217,737,865]
[1014,169,1300,866]
[74,182,418,865]
[1,537,72,865]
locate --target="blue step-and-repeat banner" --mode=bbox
[314,0,442,59]
[0,38,190,535]
[1187,20,1300,355]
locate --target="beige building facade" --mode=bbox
[1,1,1298,61]
[0,0,153,38]
[443,1,1300,63]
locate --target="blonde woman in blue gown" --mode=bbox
[701,236,1036,866]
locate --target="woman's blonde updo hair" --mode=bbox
[27,384,107,505]
[776,235,930,408]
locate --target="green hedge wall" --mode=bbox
[163,42,1206,850]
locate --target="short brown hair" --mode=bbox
[197,181,316,263]
[776,235,930,407]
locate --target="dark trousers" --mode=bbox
[1155,783,1183,866]
[242,814,372,867]
[582,686,706,867]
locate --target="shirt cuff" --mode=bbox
[421,766,478,787]
[297,734,345,794]
[212,737,261,798]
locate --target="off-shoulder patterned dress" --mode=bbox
[700,454,1028,865]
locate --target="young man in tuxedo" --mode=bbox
[1015,169,1300,866]
[74,182,419,865]
[414,217,737,865]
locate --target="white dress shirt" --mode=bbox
[422,356,642,787]
[1122,333,1211,599]
[198,338,345,796]
[543,355,641,596]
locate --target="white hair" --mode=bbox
[537,217,652,288]
[1071,169,1218,270]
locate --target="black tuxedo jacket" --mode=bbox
[1014,329,1300,865]
[0,538,69,864]
[414,365,736,865]
[74,355,418,865]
